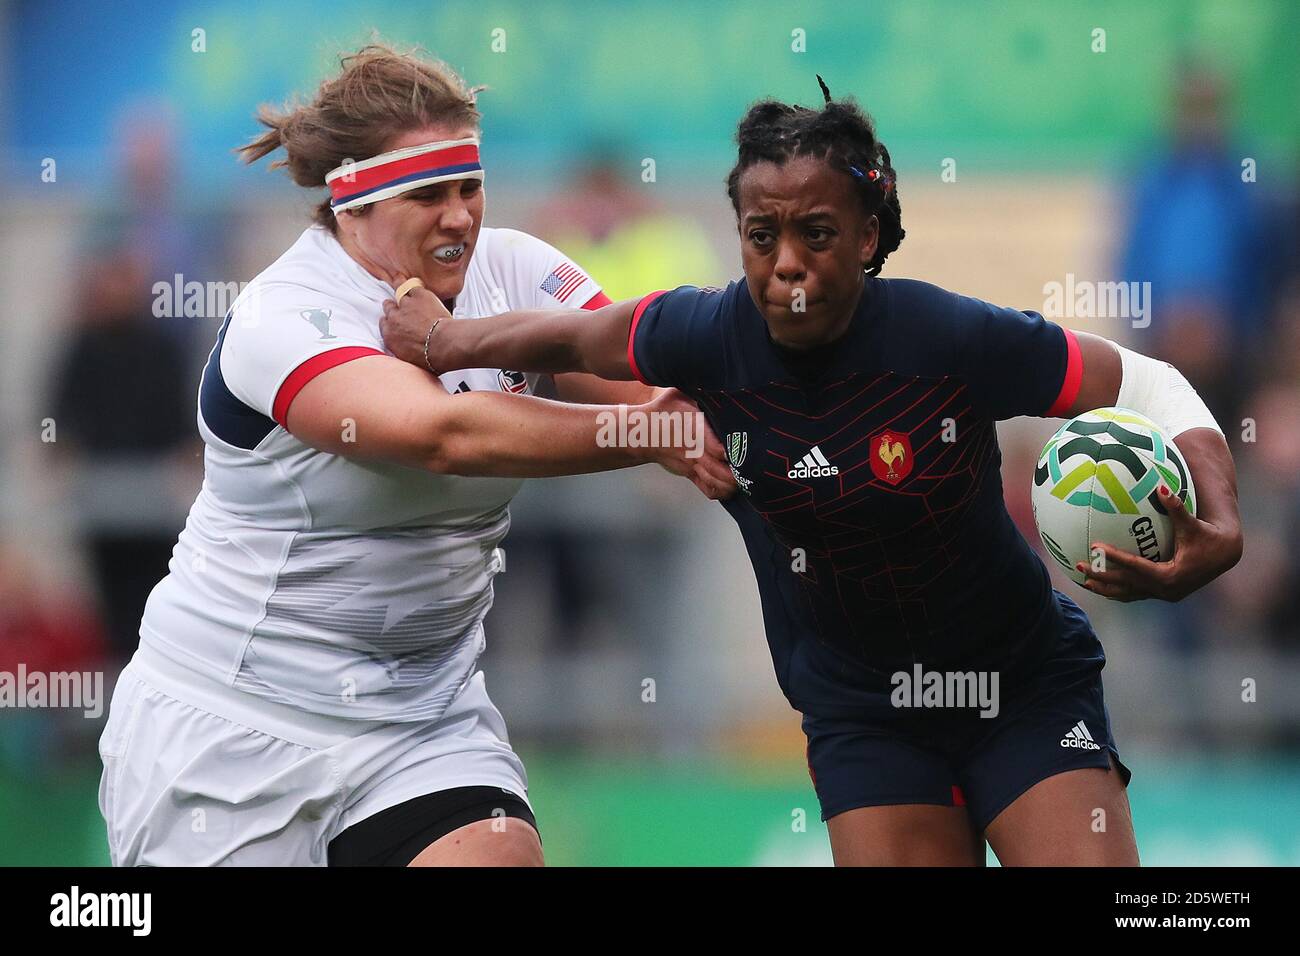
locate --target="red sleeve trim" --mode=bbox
[1044,326,1083,417]
[626,290,667,385]
[272,346,384,427]
[580,290,613,311]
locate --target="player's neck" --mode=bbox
[772,276,868,351]
[334,227,404,288]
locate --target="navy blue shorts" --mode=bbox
[802,603,1132,833]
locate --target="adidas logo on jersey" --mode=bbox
[1060,720,1101,750]
[788,446,839,479]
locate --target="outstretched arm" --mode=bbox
[380,286,642,380]
[285,352,707,481]
[1056,332,1243,602]
[370,287,735,498]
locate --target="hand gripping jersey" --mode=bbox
[138,225,602,722]
[629,277,1086,718]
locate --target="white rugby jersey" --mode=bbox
[138,224,604,722]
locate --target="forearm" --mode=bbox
[554,372,654,406]
[437,310,581,374]
[437,301,637,380]
[433,390,648,477]
[1108,340,1243,560]
[1173,427,1244,563]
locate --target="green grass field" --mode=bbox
[4,749,1299,866]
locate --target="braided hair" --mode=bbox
[725,77,904,276]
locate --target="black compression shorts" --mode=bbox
[328,786,537,866]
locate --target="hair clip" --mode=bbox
[849,164,892,195]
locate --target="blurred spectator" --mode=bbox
[1173,276,1300,653]
[95,101,231,379]
[1116,63,1274,431]
[47,247,199,664]
[0,540,107,769]
[1220,378,1300,649]
[500,150,730,652]
[0,543,106,683]
[532,148,726,299]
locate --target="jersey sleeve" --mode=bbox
[956,293,1082,421]
[626,285,726,387]
[220,284,385,426]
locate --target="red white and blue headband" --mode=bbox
[325,137,484,213]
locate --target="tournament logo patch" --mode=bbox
[725,431,753,495]
[498,370,529,394]
[869,428,913,485]
[300,308,336,340]
[726,431,748,468]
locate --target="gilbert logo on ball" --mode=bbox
[1031,407,1196,586]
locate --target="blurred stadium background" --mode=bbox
[2,0,1299,865]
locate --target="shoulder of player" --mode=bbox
[224,278,375,348]
[874,276,963,313]
[865,277,998,380]
[636,281,738,352]
[229,276,356,319]
[468,225,608,313]
[875,276,1005,336]
[465,226,549,298]
[236,228,363,312]
[658,279,740,317]
[470,225,549,271]
[639,281,739,387]
[476,224,529,248]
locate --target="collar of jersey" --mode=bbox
[309,226,398,305]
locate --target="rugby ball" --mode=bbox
[1031,407,1196,586]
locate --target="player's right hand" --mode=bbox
[643,389,738,501]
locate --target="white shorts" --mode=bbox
[98,645,529,866]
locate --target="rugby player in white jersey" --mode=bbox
[96,45,735,867]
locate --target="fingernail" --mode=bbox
[1158,483,1169,496]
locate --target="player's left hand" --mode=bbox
[1076,484,1240,602]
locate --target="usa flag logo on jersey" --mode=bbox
[539,263,588,303]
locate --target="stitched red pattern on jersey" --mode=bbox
[697,371,999,668]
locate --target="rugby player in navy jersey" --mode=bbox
[380,83,1243,866]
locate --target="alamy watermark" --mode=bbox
[152,273,251,319]
[0,665,103,718]
[50,886,150,935]
[596,404,705,458]
[1042,273,1152,328]
[891,664,1000,718]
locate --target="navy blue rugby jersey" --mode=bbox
[628,277,1086,717]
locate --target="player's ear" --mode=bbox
[859,214,880,267]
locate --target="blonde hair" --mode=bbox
[237,43,483,232]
